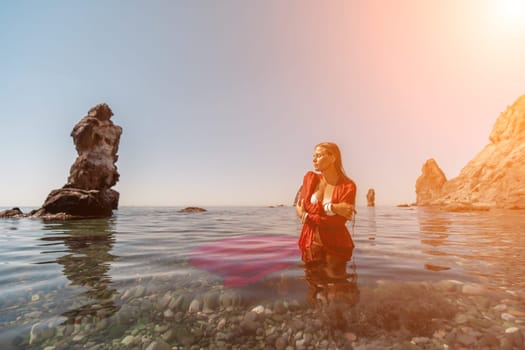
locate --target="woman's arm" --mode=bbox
[331,202,356,220]
[297,193,351,227]
[331,181,357,219]
[296,172,355,225]
[296,172,319,220]
[301,198,347,227]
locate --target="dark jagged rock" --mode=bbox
[66,103,121,190]
[178,207,207,213]
[36,188,119,217]
[30,103,122,220]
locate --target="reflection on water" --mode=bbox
[418,208,452,272]
[414,207,525,289]
[365,207,377,243]
[40,219,119,322]
[0,206,525,349]
[303,253,360,308]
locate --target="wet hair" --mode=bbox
[315,142,349,180]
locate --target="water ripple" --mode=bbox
[1,206,525,346]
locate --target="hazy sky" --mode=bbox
[1,0,524,207]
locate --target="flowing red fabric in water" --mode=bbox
[189,235,300,287]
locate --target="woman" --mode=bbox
[296,142,356,279]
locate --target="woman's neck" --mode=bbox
[321,167,339,185]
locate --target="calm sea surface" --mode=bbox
[1,206,525,349]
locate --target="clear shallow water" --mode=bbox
[1,206,525,349]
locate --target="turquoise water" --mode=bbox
[1,206,525,349]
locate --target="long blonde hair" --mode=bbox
[315,142,349,181]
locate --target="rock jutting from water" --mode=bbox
[415,159,447,206]
[415,94,525,210]
[4,103,122,220]
[0,207,24,218]
[366,188,376,207]
[178,207,207,213]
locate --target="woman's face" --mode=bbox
[313,146,335,172]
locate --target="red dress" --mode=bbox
[298,171,356,263]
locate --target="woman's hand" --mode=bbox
[332,202,355,220]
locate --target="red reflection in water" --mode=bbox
[189,235,300,287]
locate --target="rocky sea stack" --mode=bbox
[1,103,122,219]
[416,95,525,210]
[366,188,376,207]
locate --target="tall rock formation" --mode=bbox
[366,188,376,207]
[415,159,447,206]
[32,103,122,219]
[415,95,525,210]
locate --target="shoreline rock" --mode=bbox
[415,159,447,206]
[0,207,23,218]
[415,95,525,210]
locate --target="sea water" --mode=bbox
[1,206,524,349]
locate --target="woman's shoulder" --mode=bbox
[336,177,357,203]
[340,177,357,190]
[303,171,319,180]
[301,171,320,189]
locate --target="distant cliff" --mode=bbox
[415,95,525,210]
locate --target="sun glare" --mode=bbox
[499,0,525,24]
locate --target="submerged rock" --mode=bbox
[415,95,525,210]
[396,204,410,208]
[33,103,122,219]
